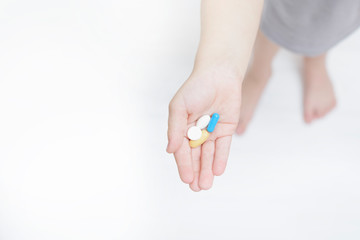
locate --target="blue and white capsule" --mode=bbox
[206,113,219,133]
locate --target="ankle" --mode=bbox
[303,54,327,70]
[303,58,331,85]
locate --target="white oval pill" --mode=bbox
[187,126,202,140]
[196,115,211,129]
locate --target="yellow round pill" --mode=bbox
[189,130,210,148]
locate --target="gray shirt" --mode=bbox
[261,0,360,56]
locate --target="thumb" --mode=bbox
[166,98,188,153]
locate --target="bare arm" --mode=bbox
[194,0,264,75]
[167,0,264,191]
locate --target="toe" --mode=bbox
[317,109,326,118]
[329,100,337,112]
[320,107,332,119]
[304,109,313,124]
[313,109,322,119]
[236,120,248,135]
[236,124,246,135]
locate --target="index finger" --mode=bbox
[174,138,194,184]
[167,98,188,153]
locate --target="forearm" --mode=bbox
[194,0,264,77]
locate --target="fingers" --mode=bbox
[189,147,201,192]
[213,136,232,176]
[174,138,194,184]
[177,135,232,190]
[199,140,215,190]
[167,98,188,153]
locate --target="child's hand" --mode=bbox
[166,0,263,191]
[167,65,242,191]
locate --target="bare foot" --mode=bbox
[236,31,278,134]
[303,55,337,124]
[236,67,271,134]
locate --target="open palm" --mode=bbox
[167,69,242,191]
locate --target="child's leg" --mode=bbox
[303,54,336,123]
[236,31,279,134]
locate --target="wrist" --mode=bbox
[193,53,245,82]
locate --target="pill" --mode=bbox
[189,130,209,148]
[187,126,202,140]
[196,115,211,129]
[206,113,219,133]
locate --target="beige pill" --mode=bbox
[189,130,210,148]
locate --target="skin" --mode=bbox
[303,54,337,124]
[236,32,337,134]
[167,0,264,191]
[236,31,278,134]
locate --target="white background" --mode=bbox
[1,0,360,239]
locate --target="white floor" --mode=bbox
[0,1,360,239]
